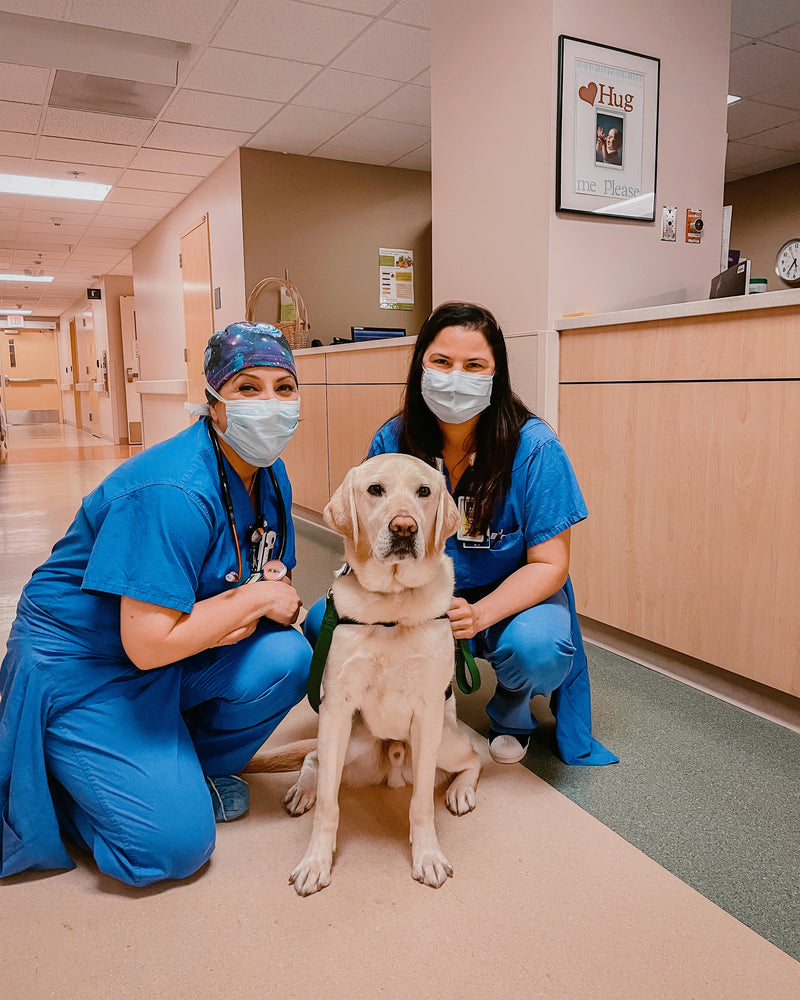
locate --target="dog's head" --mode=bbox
[324,454,460,576]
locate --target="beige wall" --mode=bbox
[239,148,432,344]
[724,164,800,291]
[432,0,731,330]
[131,151,246,444]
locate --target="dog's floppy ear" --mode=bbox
[433,479,460,552]
[323,468,359,547]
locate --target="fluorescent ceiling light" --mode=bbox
[0,173,111,201]
[0,309,32,315]
[727,94,741,105]
[0,273,54,283]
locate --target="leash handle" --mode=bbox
[455,639,481,695]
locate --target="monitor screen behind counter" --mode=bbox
[350,326,406,343]
[709,258,751,299]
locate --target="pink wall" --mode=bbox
[131,152,246,443]
[432,0,731,330]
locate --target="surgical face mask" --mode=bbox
[421,368,494,424]
[206,381,300,467]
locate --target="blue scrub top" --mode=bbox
[0,418,296,875]
[367,415,617,768]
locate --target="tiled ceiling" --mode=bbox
[0,0,796,317]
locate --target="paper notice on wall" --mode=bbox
[379,248,414,310]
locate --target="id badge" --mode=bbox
[456,496,490,548]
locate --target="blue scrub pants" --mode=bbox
[302,588,574,738]
[44,620,311,887]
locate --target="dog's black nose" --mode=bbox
[389,515,418,538]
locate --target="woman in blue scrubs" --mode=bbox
[309,302,616,768]
[0,322,312,886]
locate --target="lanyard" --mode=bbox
[209,426,287,583]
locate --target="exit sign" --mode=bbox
[4,314,23,326]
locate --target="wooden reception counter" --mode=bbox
[555,289,800,702]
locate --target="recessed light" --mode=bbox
[0,309,32,315]
[0,173,111,201]
[0,273,54,283]
[727,94,741,105]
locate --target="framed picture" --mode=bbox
[556,35,660,221]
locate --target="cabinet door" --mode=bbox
[281,384,329,513]
[559,380,800,697]
[327,384,405,493]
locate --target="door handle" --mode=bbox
[126,368,139,383]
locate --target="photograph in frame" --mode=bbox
[556,35,660,221]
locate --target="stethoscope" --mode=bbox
[209,424,288,584]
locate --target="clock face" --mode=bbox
[775,239,800,285]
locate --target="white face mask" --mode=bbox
[206,381,300,467]
[421,368,494,424]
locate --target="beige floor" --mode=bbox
[1,424,798,1000]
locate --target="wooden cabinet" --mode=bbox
[282,341,412,516]
[559,306,800,698]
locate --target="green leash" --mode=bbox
[306,590,481,713]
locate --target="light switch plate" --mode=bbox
[661,206,677,241]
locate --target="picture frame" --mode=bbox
[556,35,660,221]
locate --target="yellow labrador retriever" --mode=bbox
[245,453,483,895]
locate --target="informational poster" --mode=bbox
[379,248,414,310]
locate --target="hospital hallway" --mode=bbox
[1,422,799,1000]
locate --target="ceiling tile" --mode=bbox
[128,147,224,176]
[117,169,203,193]
[96,201,166,220]
[1,132,36,157]
[391,142,431,170]
[730,34,753,50]
[0,2,66,19]
[42,108,154,146]
[145,121,250,156]
[17,222,88,238]
[0,156,32,173]
[67,0,225,45]
[327,116,429,156]
[729,41,800,99]
[764,22,800,52]
[36,136,135,167]
[369,84,430,125]
[738,117,800,151]
[751,80,800,111]
[185,48,320,103]
[333,21,429,81]
[79,235,138,249]
[0,62,51,104]
[306,0,391,11]
[412,67,431,86]
[725,140,785,171]
[22,209,96,225]
[162,90,281,131]
[293,69,398,114]
[730,0,800,39]
[0,101,42,134]
[31,160,124,185]
[312,143,394,166]
[20,197,107,216]
[214,0,370,64]
[385,0,430,28]
[727,100,799,140]
[247,105,355,154]
[106,187,184,209]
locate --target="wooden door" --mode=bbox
[180,214,214,405]
[119,295,142,444]
[77,311,100,435]
[69,318,82,429]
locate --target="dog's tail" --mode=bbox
[242,739,318,774]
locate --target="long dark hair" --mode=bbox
[398,301,531,536]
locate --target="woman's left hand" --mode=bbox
[447,597,484,640]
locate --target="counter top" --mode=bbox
[294,335,415,357]
[556,287,800,331]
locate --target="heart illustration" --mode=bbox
[578,82,598,106]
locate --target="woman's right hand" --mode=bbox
[254,579,302,626]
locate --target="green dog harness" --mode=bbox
[306,588,481,713]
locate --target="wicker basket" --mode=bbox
[245,276,309,351]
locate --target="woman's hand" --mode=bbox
[447,597,484,640]
[254,579,302,627]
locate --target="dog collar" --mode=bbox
[306,590,480,714]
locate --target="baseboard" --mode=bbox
[580,617,800,735]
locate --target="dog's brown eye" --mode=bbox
[417,485,431,498]
[367,484,383,497]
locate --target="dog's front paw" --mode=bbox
[289,854,332,896]
[284,778,316,816]
[411,848,453,888]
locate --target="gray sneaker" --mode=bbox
[206,775,250,821]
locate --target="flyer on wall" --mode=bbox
[556,36,660,221]
[379,248,414,310]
